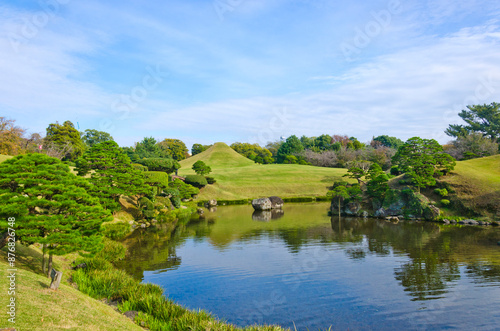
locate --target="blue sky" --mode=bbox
[1,0,500,149]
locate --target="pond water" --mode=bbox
[117,202,500,330]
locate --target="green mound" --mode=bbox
[441,155,500,218]
[179,142,348,200]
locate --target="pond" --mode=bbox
[116,202,500,330]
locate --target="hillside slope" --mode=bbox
[440,155,500,219]
[179,142,348,200]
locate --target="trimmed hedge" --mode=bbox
[132,163,148,172]
[144,171,169,189]
[184,174,208,188]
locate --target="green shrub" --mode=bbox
[144,171,169,188]
[96,239,126,263]
[139,197,155,210]
[132,163,148,171]
[434,188,449,197]
[390,165,400,176]
[169,178,199,199]
[170,196,181,209]
[101,222,131,240]
[441,199,451,206]
[184,175,208,188]
[205,176,217,184]
[137,158,180,174]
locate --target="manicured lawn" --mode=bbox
[179,143,349,200]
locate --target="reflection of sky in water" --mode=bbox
[133,204,500,330]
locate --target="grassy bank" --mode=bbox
[179,143,348,200]
[0,244,143,330]
[440,155,500,219]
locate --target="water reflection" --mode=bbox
[252,209,285,222]
[117,203,500,329]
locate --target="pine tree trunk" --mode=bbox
[0,232,9,250]
[338,197,341,219]
[42,244,47,276]
[47,253,53,278]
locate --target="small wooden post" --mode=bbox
[49,268,63,290]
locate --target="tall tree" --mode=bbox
[191,143,212,156]
[0,117,25,155]
[372,135,404,149]
[392,137,456,192]
[75,141,151,211]
[0,153,111,277]
[45,120,86,161]
[157,138,189,161]
[276,135,304,163]
[328,185,350,218]
[81,129,114,147]
[445,103,500,140]
[192,160,212,175]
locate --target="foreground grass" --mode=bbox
[0,244,142,330]
[179,143,348,200]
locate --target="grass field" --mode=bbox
[440,155,500,218]
[179,143,348,200]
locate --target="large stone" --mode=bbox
[344,202,361,216]
[423,205,440,221]
[374,208,386,218]
[252,198,272,210]
[268,196,284,209]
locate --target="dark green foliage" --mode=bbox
[170,196,181,209]
[372,135,404,149]
[344,166,367,184]
[138,197,155,211]
[127,137,171,162]
[75,141,151,212]
[81,129,114,147]
[143,171,169,195]
[101,222,131,241]
[96,238,126,263]
[192,160,211,175]
[132,163,148,172]
[277,135,304,163]
[445,102,500,140]
[230,142,274,164]
[45,120,86,161]
[0,153,111,257]
[169,178,199,199]
[327,185,351,217]
[157,139,189,161]
[205,176,216,184]
[392,137,456,192]
[390,165,401,176]
[366,164,389,200]
[184,174,208,188]
[137,158,180,174]
[191,143,212,156]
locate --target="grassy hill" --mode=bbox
[0,244,143,330]
[440,154,500,218]
[179,142,348,200]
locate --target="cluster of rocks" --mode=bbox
[251,196,284,210]
[442,219,494,226]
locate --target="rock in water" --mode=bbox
[268,196,284,209]
[252,198,272,210]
